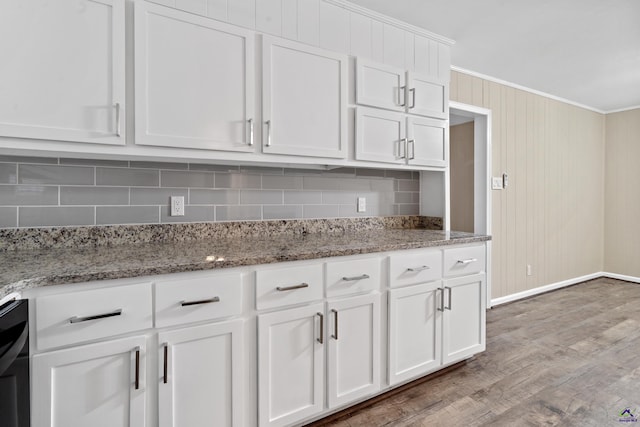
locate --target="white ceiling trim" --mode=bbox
[604,105,640,115]
[324,0,455,46]
[451,66,605,115]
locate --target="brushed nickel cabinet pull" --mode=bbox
[265,120,272,147]
[457,258,478,265]
[317,312,324,344]
[399,85,406,106]
[180,296,220,307]
[276,283,309,292]
[407,265,430,272]
[437,287,445,312]
[115,103,121,137]
[163,344,168,384]
[134,346,140,390]
[331,309,338,340]
[248,118,254,146]
[409,88,416,109]
[445,286,452,310]
[69,309,122,324]
[408,139,416,160]
[342,274,370,282]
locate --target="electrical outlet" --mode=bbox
[357,197,366,213]
[491,177,503,190]
[170,196,185,217]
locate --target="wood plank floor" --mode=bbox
[313,278,640,426]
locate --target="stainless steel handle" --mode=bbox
[69,309,122,324]
[408,139,415,160]
[457,258,478,265]
[265,120,272,147]
[331,309,338,340]
[317,312,324,344]
[276,283,309,292]
[115,103,121,137]
[342,274,370,282]
[399,86,406,107]
[180,296,220,307]
[437,287,445,312]
[445,286,452,310]
[134,346,140,390]
[248,118,254,146]
[409,88,416,109]
[163,343,168,384]
[407,265,430,272]
[399,138,407,159]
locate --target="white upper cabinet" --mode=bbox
[356,59,448,120]
[407,116,448,167]
[135,2,256,152]
[406,71,448,119]
[0,0,125,145]
[355,108,405,165]
[262,35,348,159]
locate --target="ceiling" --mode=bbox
[347,0,640,113]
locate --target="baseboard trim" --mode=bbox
[602,272,640,283]
[490,272,604,307]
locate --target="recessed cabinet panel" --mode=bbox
[356,59,406,112]
[0,0,125,145]
[407,117,448,167]
[355,107,405,164]
[135,2,255,151]
[262,36,347,159]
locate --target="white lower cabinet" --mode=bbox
[31,335,147,427]
[442,273,486,364]
[258,303,325,427]
[388,281,442,386]
[158,319,244,427]
[327,293,381,408]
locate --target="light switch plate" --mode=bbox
[491,177,503,190]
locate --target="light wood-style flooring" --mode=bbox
[312,278,640,426]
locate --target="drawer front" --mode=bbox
[389,249,443,288]
[155,273,242,328]
[35,282,152,351]
[443,244,486,277]
[256,263,323,310]
[326,257,381,298]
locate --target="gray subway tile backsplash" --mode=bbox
[19,206,95,227]
[19,164,94,185]
[0,155,422,228]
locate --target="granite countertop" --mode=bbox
[0,227,489,299]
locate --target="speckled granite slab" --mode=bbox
[0,216,442,252]
[0,227,489,299]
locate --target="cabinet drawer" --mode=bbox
[443,245,486,277]
[35,282,152,351]
[326,257,381,298]
[389,250,442,288]
[155,273,242,328]
[256,263,323,310]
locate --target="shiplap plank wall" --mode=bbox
[451,71,605,299]
[147,0,450,79]
[605,109,640,277]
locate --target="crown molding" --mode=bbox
[323,0,455,46]
[605,105,640,114]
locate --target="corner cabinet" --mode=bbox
[0,0,125,145]
[134,2,256,152]
[261,36,348,159]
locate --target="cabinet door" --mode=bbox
[406,72,448,119]
[388,281,442,385]
[355,58,406,112]
[355,107,406,164]
[327,293,381,408]
[31,336,146,427]
[135,2,255,152]
[258,303,325,427]
[442,273,486,365]
[262,36,347,159]
[407,116,448,167]
[158,319,244,427]
[0,0,125,145]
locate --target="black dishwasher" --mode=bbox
[0,299,30,427]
